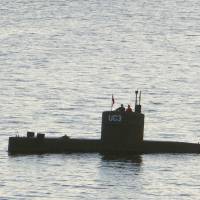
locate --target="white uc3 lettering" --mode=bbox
[108,115,122,122]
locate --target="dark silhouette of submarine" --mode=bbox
[8,91,200,154]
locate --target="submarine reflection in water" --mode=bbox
[8,91,200,154]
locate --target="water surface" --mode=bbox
[1,0,200,199]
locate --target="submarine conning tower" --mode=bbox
[101,91,144,147]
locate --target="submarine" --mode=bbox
[8,91,200,154]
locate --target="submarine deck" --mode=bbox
[8,137,200,154]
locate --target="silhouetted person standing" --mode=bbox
[126,104,132,112]
[116,104,125,112]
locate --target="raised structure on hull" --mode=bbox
[101,111,144,146]
[8,91,200,154]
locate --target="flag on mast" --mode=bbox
[111,94,115,110]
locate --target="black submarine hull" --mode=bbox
[8,137,200,154]
[8,99,200,155]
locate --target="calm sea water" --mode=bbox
[1,0,200,199]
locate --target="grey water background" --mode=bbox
[1,0,200,199]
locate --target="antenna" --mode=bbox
[135,90,142,113]
[135,90,138,106]
[139,91,141,105]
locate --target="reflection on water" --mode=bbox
[101,154,142,165]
